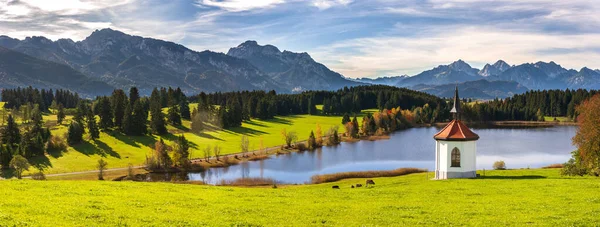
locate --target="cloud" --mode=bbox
[311,26,600,78]
[2,0,600,79]
[312,0,352,10]
[197,0,285,12]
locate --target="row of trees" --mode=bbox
[461,89,598,122]
[190,85,447,129]
[1,87,81,111]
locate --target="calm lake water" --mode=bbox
[182,126,577,184]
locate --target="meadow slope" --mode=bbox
[0,169,598,226]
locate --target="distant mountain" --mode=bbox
[0,46,113,96]
[397,60,483,87]
[350,75,408,86]
[0,29,286,95]
[412,79,528,99]
[565,67,600,89]
[487,61,574,89]
[478,60,511,77]
[401,59,600,91]
[227,41,362,92]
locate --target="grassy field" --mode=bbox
[13,104,350,175]
[544,116,572,122]
[0,169,598,226]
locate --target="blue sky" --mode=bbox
[1,0,600,78]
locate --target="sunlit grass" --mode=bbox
[0,169,598,226]
[13,103,357,175]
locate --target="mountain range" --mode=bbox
[1,28,599,98]
[0,46,112,96]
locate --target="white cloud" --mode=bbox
[311,26,600,78]
[312,0,352,10]
[198,0,285,12]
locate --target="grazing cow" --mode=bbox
[351,185,355,188]
[332,185,340,189]
[356,184,362,188]
[366,179,375,187]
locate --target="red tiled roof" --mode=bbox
[434,120,479,141]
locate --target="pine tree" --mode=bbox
[130,101,148,135]
[56,103,65,125]
[0,145,14,168]
[168,104,182,126]
[87,109,100,140]
[179,99,191,120]
[1,115,20,146]
[308,131,317,150]
[73,101,87,125]
[150,89,167,135]
[351,116,359,138]
[111,89,128,129]
[121,103,133,134]
[97,96,113,129]
[173,134,190,168]
[129,87,140,106]
[67,121,84,145]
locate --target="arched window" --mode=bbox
[451,148,461,167]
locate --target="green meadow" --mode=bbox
[17,103,350,175]
[0,169,598,226]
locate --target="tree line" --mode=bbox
[460,89,598,122]
[190,85,449,128]
[1,87,81,111]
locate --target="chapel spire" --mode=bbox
[450,86,461,120]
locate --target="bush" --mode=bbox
[296,142,307,151]
[46,135,68,152]
[31,171,46,180]
[493,160,506,170]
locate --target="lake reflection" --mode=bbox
[189,126,577,184]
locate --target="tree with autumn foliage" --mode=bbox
[565,94,600,176]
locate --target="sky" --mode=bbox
[1,0,600,78]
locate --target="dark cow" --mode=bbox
[355,184,363,188]
[332,185,340,189]
[366,179,375,187]
[351,185,355,188]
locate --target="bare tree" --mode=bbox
[203,145,212,162]
[241,135,250,157]
[97,159,108,180]
[214,145,222,161]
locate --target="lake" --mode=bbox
[178,125,577,184]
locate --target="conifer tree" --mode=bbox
[73,101,87,125]
[168,104,182,126]
[180,99,191,120]
[308,131,317,150]
[87,109,100,140]
[173,134,190,168]
[111,89,128,129]
[150,89,167,135]
[130,101,148,135]
[67,121,84,145]
[1,115,20,146]
[56,103,65,125]
[129,87,140,106]
[121,103,133,134]
[97,96,113,129]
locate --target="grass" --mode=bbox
[5,103,357,175]
[310,167,426,184]
[544,116,572,122]
[0,169,598,226]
